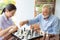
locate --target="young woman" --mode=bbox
[0,4,18,40]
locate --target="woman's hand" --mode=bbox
[9,25,18,33]
[12,25,18,30]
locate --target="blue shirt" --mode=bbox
[27,14,60,34]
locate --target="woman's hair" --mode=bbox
[1,4,16,14]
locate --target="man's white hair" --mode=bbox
[42,4,53,14]
[42,4,53,11]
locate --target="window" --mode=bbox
[34,0,56,17]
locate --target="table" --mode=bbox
[12,33,43,40]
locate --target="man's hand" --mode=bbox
[40,30,45,35]
[20,21,25,27]
[20,20,28,27]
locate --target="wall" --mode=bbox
[13,0,34,29]
[55,0,60,18]
[13,0,60,29]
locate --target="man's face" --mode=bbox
[42,7,50,17]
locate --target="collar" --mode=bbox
[42,14,51,20]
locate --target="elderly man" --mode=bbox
[20,4,60,40]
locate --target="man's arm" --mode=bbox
[20,14,41,27]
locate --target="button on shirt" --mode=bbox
[0,13,14,40]
[27,14,60,34]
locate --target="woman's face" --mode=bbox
[6,10,16,18]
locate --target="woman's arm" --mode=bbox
[0,25,18,40]
[3,26,18,39]
[0,25,18,37]
[20,14,41,27]
[0,26,12,36]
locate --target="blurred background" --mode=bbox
[0,0,60,29]
[0,0,16,14]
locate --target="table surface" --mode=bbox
[12,29,43,40]
[12,33,43,40]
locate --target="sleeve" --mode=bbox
[0,37,3,40]
[27,14,41,26]
[10,18,15,25]
[11,20,15,25]
[52,17,59,34]
[58,18,60,34]
[0,19,3,29]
